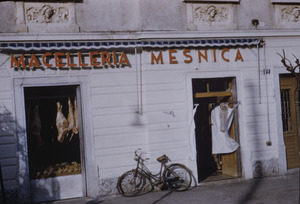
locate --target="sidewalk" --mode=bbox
[48,171,299,204]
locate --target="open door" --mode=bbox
[192,78,240,182]
[24,85,85,202]
[280,75,300,169]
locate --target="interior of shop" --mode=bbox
[24,85,81,180]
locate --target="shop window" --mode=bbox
[24,85,81,179]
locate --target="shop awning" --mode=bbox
[0,38,260,52]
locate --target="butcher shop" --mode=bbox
[1,1,300,203]
[0,37,298,202]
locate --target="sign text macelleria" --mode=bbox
[11,48,244,69]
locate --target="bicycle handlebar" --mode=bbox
[134,148,149,162]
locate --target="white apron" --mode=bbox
[211,103,239,154]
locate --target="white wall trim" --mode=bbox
[185,70,252,181]
[13,75,98,202]
[0,30,300,42]
[273,66,290,173]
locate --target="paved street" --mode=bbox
[48,170,299,204]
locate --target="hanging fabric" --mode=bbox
[219,103,228,132]
[189,104,199,160]
[211,103,240,154]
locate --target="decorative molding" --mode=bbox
[194,4,229,22]
[15,3,80,32]
[275,5,300,29]
[26,4,69,24]
[280,6,300,22]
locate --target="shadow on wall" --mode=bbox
[238,82,263,204]
[0,105,60,203]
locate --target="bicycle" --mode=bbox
[117,148,192,197]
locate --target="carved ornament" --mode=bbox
[26,5,69,24]
[194,5,229,22]
[280,6,300,22]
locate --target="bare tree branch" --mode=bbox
[277,49,299,78]
[293,54,300,74]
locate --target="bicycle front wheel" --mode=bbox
[164,163,192,191]
[117,170,146,197]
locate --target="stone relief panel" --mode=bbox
[15,2,79,32]
[275,5,300,29]
[187,4,235,30]
[26,5,69,24]
[280,6,300,22]
[194,5,229,22]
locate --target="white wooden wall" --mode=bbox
[0,36,299,197]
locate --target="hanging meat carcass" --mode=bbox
[67,97,78,142]
[74,97,79,133]
[30,105,44,147]
[56,102,69,143]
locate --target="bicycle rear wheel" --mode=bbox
[164,164,192,191]
[117,170,146,197]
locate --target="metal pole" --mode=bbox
[263,42,272,146]
[257,44,261,104]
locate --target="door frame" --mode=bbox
[13,76,98,202]
[185,70,249,181]
[279,75,299,169]
[273,67,292,173]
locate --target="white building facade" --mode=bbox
[0,0,299,202]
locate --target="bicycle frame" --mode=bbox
[133,149,174,187]
[117,149,192,197]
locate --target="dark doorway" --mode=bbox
[192,77,240,182]
[194,98,217,181]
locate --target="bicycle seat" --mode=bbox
[157,154,168,163]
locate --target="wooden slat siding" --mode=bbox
[0,67,18,189]
[90,72,137,88]
[92,52,191,178]
[0,78,11,91]
[96,143,189,177]
[0,136,16,145]
[239,44,278,163]
[94,128,188,151]
[94,121,186,139]
[247,114,276,124]
[0,132,17,186]
[251,149,278,160]
[92,48,266,178]
[0,141,17,187]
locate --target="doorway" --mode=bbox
[24,85,84,202]
[192,77,241,182]
[280,75,300,169]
